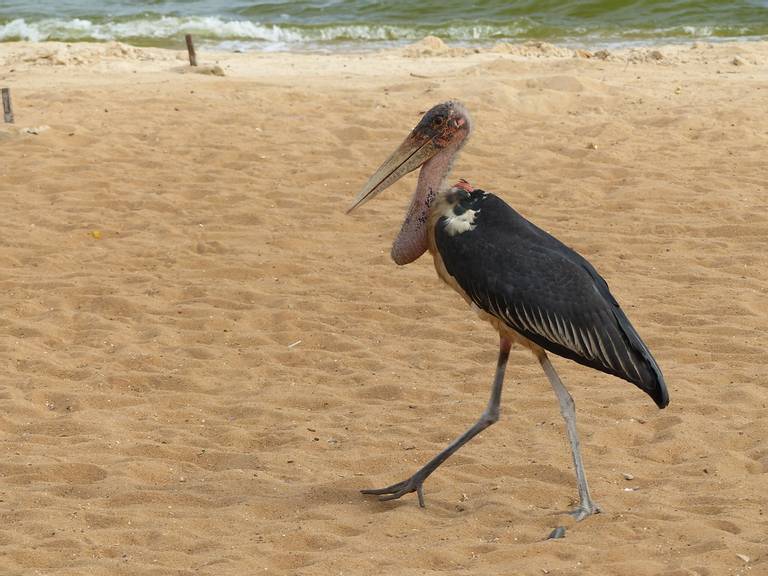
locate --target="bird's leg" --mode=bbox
[539,354,601,521]
[362,337,511,507]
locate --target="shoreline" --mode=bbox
[4,34,768,54]
[3,35,767,57]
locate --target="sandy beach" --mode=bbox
[1,38,767,575]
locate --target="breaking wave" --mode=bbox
[0,14,764,52]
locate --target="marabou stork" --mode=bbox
[348,101,668,520]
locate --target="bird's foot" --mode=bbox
[361,473,427,507]
[569,500,602,521]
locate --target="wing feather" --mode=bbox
[434,191,669,408]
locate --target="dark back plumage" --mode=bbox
[434,190,668,408]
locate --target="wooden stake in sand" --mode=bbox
[2,88,13,124]
[185,34,198,67]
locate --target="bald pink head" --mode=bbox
[349,101,473,265]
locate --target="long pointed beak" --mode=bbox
[347,131,440,213]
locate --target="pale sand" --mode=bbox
[1,38,767,575]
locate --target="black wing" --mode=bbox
[435,190,668,408]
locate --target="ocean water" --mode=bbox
[0,1,767,52]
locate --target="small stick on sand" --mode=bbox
[2,88,13,123]
[185,34,198,67]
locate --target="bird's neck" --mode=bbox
[390,137,466,265]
